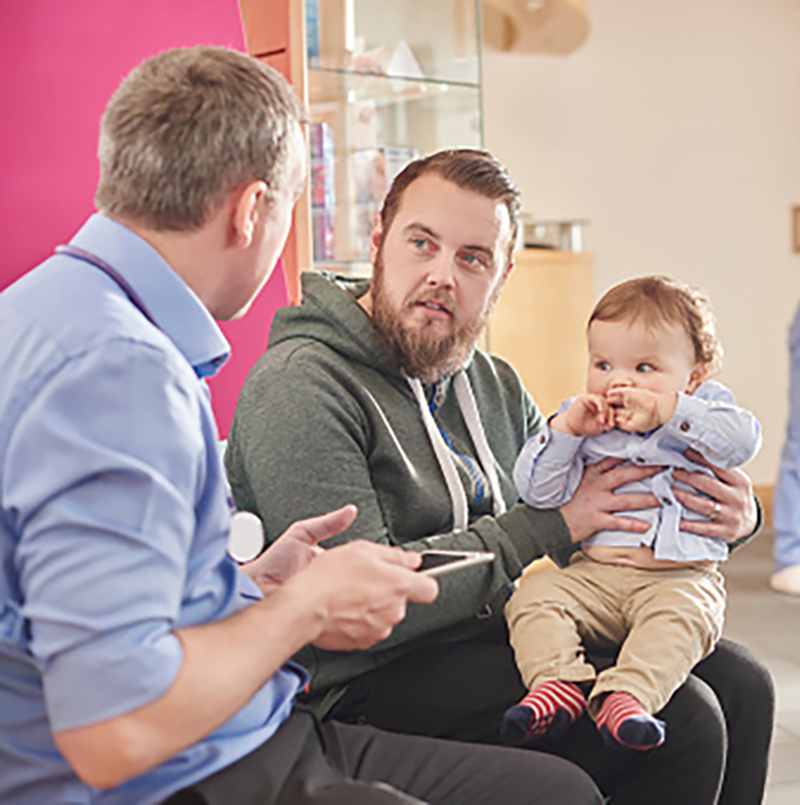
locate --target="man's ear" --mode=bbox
[491,259,514,298]
[231,180,269,248]
[369,214,384,266]
[687,363,709,394]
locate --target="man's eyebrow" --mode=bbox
[462,243,495,259]
[403,223,495,258]
[403,223,439,240]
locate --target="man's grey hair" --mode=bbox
[95,46,306,231]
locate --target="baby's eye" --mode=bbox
[636,363,655,373]
[595,360,611,371]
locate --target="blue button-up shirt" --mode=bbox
[514,382,762,562]
[0,215,304,804]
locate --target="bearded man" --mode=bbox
[225,149,773,805]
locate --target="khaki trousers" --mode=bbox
[505,557,726,717]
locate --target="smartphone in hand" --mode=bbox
[417,549,495,577]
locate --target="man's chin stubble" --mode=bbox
[376,310,482,383]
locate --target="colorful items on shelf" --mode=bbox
[310,121,335,261]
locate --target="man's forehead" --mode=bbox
[393,175,511,245]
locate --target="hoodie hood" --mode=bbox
[269,271,405,380]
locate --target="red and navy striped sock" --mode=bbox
[500,680,586,746]
[595,691,666,751]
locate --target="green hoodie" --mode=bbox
[226,272,576,701]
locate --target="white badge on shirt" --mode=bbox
[228,511,265,563]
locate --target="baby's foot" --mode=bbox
[596,691,666,751]
[500,680,586,745]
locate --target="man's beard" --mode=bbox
[370,249,498,384]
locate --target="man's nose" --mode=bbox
[424,252,456,288]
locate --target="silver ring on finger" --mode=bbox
[710,501,721,521]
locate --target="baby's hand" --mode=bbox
[607,387,677,432]
[553,394,613,436]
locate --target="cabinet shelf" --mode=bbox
[309,65,480,91]
[308,68,481,133]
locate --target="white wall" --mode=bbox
[482,0,800,484]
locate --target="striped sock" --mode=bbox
[500,681,586,746]
[595,692,666,751]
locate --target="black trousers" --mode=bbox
[327,626,774,805]
[166,708,603,805]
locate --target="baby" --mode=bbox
[502,275,761,751]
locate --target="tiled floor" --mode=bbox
[723,528,800,804]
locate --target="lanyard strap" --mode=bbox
[54,244,159,329]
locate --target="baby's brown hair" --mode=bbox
[589,276,722,375]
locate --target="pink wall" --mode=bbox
[0,0,290,438]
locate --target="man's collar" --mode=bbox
[69,215,230,377]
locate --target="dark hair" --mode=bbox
[590,275,722,373]
[379,148,521,262]
[95,46,306,231]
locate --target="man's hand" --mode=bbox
[282,540,439,651]
[672,448,758,542]
[607,387,677,432]
[243,505,439,650]
[241,504,357,594]
[553,394,613,437]
[560,457,662,543]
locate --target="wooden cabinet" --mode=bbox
[488,249,594,417]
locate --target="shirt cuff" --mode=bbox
[664,392,709,441]
[539,428,585,464]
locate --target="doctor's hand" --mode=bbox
[560,457,662,543]
[241,504,358,595]
[283,540,439,651]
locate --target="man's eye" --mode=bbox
[459,252,490,272]
[410,237,429,250]
[636,363,655,373]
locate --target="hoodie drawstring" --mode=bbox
[406,371,506,532]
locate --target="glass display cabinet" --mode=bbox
[239,0,483,300]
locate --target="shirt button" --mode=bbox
[680,421,691,432]
[662,497,671,505]
[635,457,646,464]
[540,434,547,443]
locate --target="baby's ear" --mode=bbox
[687,364,708,394]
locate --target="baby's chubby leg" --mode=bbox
[588,566,726,750]
[501,561,628,744]
[588,567,725,715]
